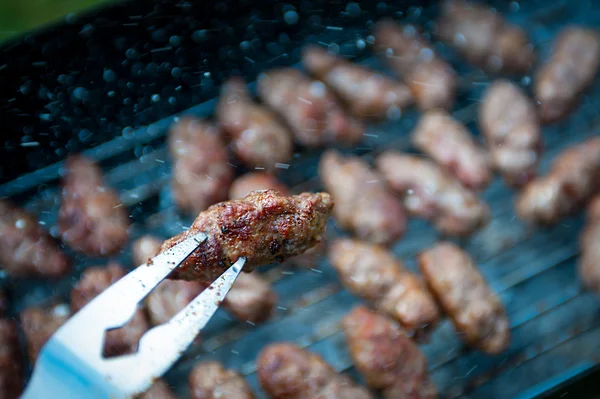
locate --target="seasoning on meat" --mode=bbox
[516,137,600,224]
[376,152,489,236]
[374,19,457,110]
[258,342,373,399]
[168,117,234,214]
[438,0,535,74]
[534,26,600,123]
[229,172,289,200]
[302,45,413,119]
[159,190,333,282]
[0,320,23,399]
[58,155,129,256]
[343,306,437,398]
[140,380,177,399]
[579,195,600,293]
[189,361,255,399]
[0,200,70,278]
[418,242,510,354]
[20,303,70,363]
[216,77,293,170]
[134,236,277,324]
[329,239,440,338]
[258,68,364,147]
[411,110,492,190]
[480,80,542,187]
[71,263,150,357]
[319,151,406,245]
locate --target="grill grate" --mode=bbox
[2,0,600,398]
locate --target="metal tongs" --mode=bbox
[21,233,245,399]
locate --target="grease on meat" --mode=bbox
[303,46,413,119]
[411,110,492,190]
[480,80,542,187]
[258,342,373,399]
[535,26,600,123]
[438,0,535,74]
[159,190,333,282]
[58,155,129,256]
[418,242,510,354]
[0,200,70,278]
[20,303,70,363]
[71,263,150,357]
[579,195,600,293]
[169,117,234,214]
[516,137,600,224]
[329,239,439,338]
[229,172,289,200]
[343,306,437,399]
[217,77,293,170]
[0,320,23,399]
[189,361,255,399]
[376,152,489,236]
[374,19,457,110]
[319,151,406,245]
[258,68,364,147]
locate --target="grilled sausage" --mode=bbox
[343,306,437,398]
[159,190,333,282]
[319,151,406,245]
[374,19,457,110]
[71,263,150,357]
[169,117,234,214]
[438,0,535,74]
[579,195,600,293]
[376,152,489,236]
[535,26,600,123]
[20,303,70,363]
[329,239,439,338]
[516,137,600,224]
[480,80,542,187]
[58,155,129,256]
[258,68,364,147]
[217,77,293,170]
[302,46,413,119]
[418,242,510,354]
[189,361,255,399]
[229,172,289,200]
[258,342,373,399]
[0,320,23,399]
[140,380,177,399]
[0,200,70,278]
[412,110,492,190]
[134,236,277,324]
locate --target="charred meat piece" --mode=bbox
[516,137,600,224]
[438,0,535,74]
[343,306,437,398]
[374,19,457,110]
[20,303,70,363]
[169,117,234,214]
[189,361,255,399]
[412,110,492,190]
[71,263,150,357]
[229,172,289,200]
[140,380,177,399]
[329,239,439,338]
[217,77,293,170]
[418,242,510,354]
[320,151,406,245]
[303,46,413,119]
[0,320,23,399]
[258,342,373,399]
[480,80,542,187]
[376,152,489,236]
[535,26,600,123]
[58,155,129,256]
[223,272,278,323]
[0,201,70,278]
[159,190,333,282]
[258,68,364,147]
[579,195,600,293]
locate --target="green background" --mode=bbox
[0,0,113,42]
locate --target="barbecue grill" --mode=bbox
[1,0,600,397]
